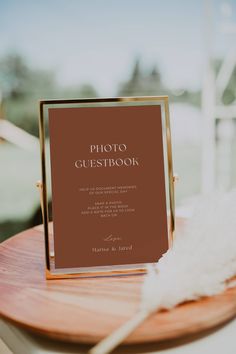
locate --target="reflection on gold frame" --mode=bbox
[38,96,175,279]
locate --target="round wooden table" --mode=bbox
[1,220,236,347]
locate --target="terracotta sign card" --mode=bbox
[39,98,174,278]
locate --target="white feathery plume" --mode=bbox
[89,190,236,354]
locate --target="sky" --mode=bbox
[0,0,235,95]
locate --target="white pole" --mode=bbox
[201,0,216,194]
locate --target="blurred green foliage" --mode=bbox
[0,53,98,136]
[214,58,236,105]
[118,58,201,106]
[0,53,99,240]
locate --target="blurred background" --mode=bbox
[0,0,235,241]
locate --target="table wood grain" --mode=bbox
[1,220,236,345]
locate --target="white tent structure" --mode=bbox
[202,0,236,193]
[0,94,38,152]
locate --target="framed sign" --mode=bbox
[38,96,175,279]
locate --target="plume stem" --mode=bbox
[88,309,150,354]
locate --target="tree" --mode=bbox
[0,53,30,99]
[118,58,165,96]
[0,53,58,136]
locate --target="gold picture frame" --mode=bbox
[38,96,176,279]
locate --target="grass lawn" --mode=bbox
[0,143,42,240]
[0,143,40,220]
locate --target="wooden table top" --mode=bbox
[1,220,236,345]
